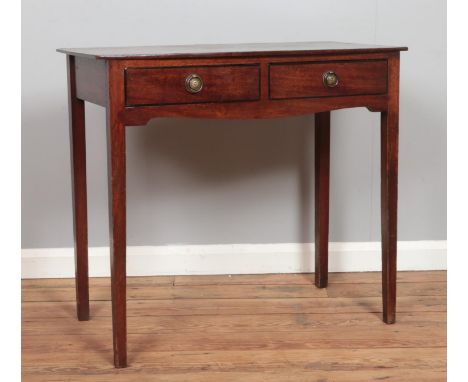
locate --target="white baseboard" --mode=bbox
[21,241,446,279]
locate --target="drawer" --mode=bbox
[125,64,260,106]
[269,60,387,99]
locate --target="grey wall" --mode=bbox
[22,0,446,248]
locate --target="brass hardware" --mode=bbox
[322,71,339,88]
[185,74,203,93]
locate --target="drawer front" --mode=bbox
[125,64,260,106]
[269,60,387,99]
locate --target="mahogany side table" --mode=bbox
[58,42,407,368]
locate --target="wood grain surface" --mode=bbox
[67,55,89,322]
[125,64,260,106]
[57,41,407,60]
[22,271,446,381]
[269,60,388,99]
[314,111,330,288]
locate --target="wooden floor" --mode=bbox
[22,271,446,381]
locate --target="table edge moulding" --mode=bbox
[58,41,408,368]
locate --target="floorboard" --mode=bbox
[22,271,446,381]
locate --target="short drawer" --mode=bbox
[125,64,260,106]
[269,60,387,99]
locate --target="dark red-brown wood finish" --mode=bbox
[125,64,260,106]
[380,54,400,324]
[106,61,128,367]
[269,60,388,99]
[67,55,89,322]
[314,112,330,289]
[60,42,407,368]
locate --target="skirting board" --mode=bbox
[21,241,446,279]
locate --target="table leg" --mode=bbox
[106,113,127,367]
[380,53,400,324]
[314,112,330,288]
[67,55,89,321]
[380,109,399,324]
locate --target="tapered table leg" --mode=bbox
[381,54,400,324]
[314,112,330,288]
[67,55,89,321]
[380,109,399,324]
[106,111,127,368]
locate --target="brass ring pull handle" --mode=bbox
[185,74,203,93]
[322,71,339,88]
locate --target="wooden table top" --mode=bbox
[57,41,408,60]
